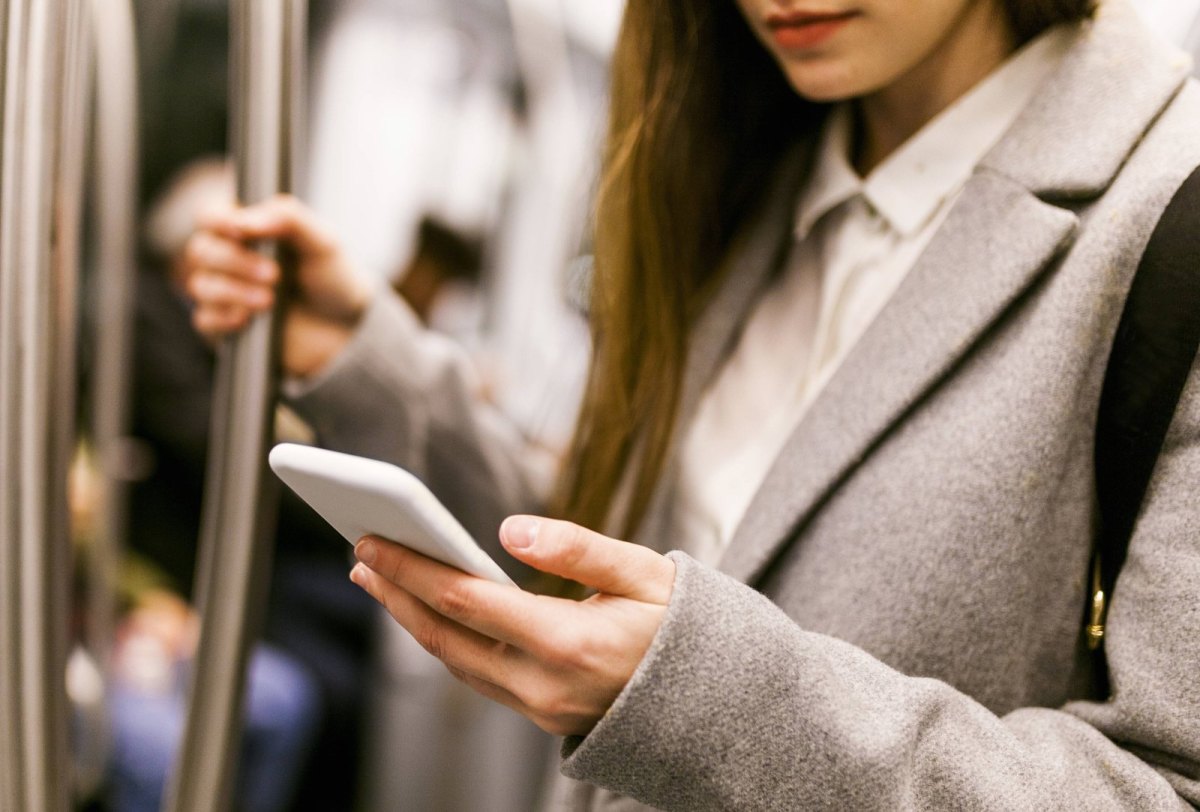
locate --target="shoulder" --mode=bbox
[1077,78,1200,257]
[982,4,1198,211]
[1119,78,1200,189]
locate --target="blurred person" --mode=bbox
[183,1,1200,809]
[106,590,320,812]
[392,217,485,325]
[109,157,375,811]
[118,2,375,806]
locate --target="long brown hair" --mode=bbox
[555,0,1096,539]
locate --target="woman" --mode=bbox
[185,0,1200,807]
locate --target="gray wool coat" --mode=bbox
[290,2,1200,808]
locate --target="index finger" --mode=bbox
[198,194,336,255]
[354,536,571,655]
[183,231,279,284]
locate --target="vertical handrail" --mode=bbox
[14,4,52,805]
[86,0,140,669]
[162,2,305,810]
[0,0,89,810]
[0,1,22,807]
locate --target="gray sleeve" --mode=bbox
[560,378,1200,810]
[285,289,559,573]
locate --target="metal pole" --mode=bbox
[163,1,304,810]
[86,0,139,671]
[0,0,24,806]
[0,0,89,809]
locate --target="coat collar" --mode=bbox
[701,0,1192,584]
[980,0,1192,199]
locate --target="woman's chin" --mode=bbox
[778,64,877,104]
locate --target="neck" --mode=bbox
[854,2,1017,175]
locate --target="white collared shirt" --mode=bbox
[672,27,1073,566]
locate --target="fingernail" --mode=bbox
[355,539,377,567]
[350,563,367,586]
[255,260,276,280]
[501,516,539,549]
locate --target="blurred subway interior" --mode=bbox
[3,0,1199,810]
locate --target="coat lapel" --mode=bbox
[718,176,1077,582]
[717,0,1192,585]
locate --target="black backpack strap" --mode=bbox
[1090,164,1200,692]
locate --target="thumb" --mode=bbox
[499,516,674,603]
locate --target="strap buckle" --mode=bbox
[1085,554,1107,651]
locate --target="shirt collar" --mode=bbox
[795,25,1073,240]
[794,109,861,239]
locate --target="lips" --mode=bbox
[765,9,858,50]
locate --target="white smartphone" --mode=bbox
[268,443,516,586]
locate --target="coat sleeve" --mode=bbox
[284,288,558,572]
[559,366,1200,810]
